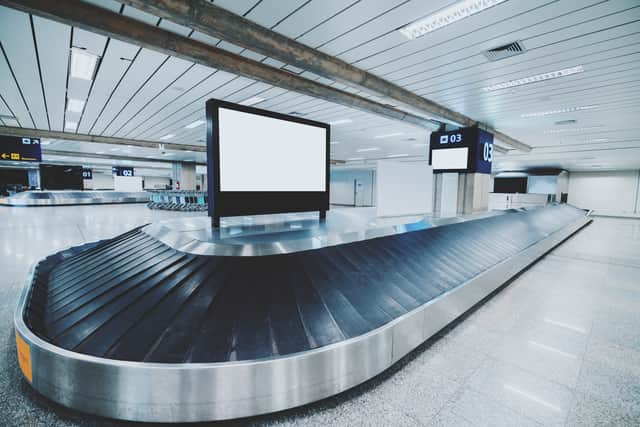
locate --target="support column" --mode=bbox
[458,173,491,215]
[433,173,459,218]
[172,162,196,190]
[434,172,490,217]
[27,168,40,189]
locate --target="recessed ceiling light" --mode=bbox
[64,121,77,130]
[330,141,341,145]
[109,147,120,151]
[521,105,599,118]
[399,0,507,40]
[357,147,381,152]
[96,151,105,154]
[387,153,409,158]
[239,96,265,106]
[329,119,352,126]
[483,66,584,91]
[40,140,51,145]
[373,132,404,139]
[544,125,604,134]
[70,48,98,81]
[185,120,205,129]
[160,134,175,140]
[66,98,85,113]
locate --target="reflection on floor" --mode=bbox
[0,205,638,426]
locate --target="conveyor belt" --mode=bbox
[16,204,591,422]
[0,190,150,206]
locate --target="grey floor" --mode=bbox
[1,205,638,426]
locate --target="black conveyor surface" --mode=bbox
[23,205,586,363]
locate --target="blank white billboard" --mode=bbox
[218,107,327,192]
[432,147,469,170]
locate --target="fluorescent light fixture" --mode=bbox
[544,125,604,134]
[185,120,205,129]
[560,138,609,144]
[160,134,175,140]
[483,65,584,91]
[70,48,98,81]
[373,132,404,139]
[109,147,120,151]
[399,0,507,39]
[239,96,265,106]
[346,157,364,161]
[521,105,599,118]
[40,140,51,146]
[330,141,341,145]
[64,120,77,130]
[329,119,352,126]
[357,147,381,152]
[96,151,106,154]
[387,153,409,158]
[66,98,85,113]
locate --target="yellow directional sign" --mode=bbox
[0,153,8,159]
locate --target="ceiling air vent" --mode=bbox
[555,119,577,125]
[483,40,527,62]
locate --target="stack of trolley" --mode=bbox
[147,190,208,211]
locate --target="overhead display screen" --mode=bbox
[429,127,493,174]
[206,98,330,227]
[431,147,469,170]
[218,107,327,192]
[112,166,134,177]
[0,135,42,162]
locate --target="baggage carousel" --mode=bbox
[0,190,150,206]
[15,204,591,422]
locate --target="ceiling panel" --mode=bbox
[1,0,639,171]
[0,49,33,127]
[113,64,214,138]
[90,48,168,135]
[32,16,70,132]
[0,6,48,129]
[77,39,139,134]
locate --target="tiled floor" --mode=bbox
[0,206,638,426]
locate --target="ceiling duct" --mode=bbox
[483,41,527,62]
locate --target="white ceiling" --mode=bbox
[0,0,639,173]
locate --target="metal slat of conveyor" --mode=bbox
[48,242,174,315]
[72,256,205,357]
[46,252,189,341]
[143,259,231,363]
[105,258,222,361]
[300,255,371,339]
[49,231,151,287]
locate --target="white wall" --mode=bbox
[144,176,170,189]
[376,160,432,217]
[84,172,114,190]
[568,170,640,216]
[527,175,558,194]
[330,169,375,206]
[114,176,143,192]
